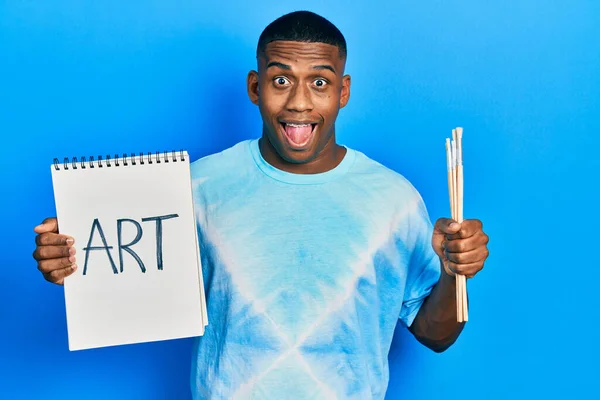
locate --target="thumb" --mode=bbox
[34,217,58,234]
[433,218,461,235]
[432,218,460,258]
[432,218,459,277]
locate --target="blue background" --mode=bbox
[1,1,598,398]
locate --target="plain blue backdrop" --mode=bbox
[1,1,598,399]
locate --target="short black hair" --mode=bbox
[257,11,347,59]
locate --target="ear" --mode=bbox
[340,74,351,109]
[247,70,259,105]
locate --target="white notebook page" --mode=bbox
[51,152,206,351]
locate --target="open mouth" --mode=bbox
[279,122,317,148]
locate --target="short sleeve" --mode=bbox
[398,195,441,328]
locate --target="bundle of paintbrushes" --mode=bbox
[445,127,468,322]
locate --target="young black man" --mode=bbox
[33,10,490,399]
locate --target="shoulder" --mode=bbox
[189,140,257,202]
[349,149,433,237]
[349,148,424,206]
[190,140,253,181]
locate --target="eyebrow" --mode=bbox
[266,61,291,70]
[312,64,336,74]
[266,61,336,74]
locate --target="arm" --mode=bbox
[409,265,464,352]
[409,218,489,352]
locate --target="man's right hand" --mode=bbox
[33,217,77,285]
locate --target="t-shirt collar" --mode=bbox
[249,138,355,185]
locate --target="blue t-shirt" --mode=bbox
[189,139,441,399]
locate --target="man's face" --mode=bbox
[248,41,351,164]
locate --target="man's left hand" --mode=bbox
[432,218,489,278]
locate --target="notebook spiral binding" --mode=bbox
[53,150,186,171]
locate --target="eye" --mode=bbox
[273,77,290,86]
[313,79,328,88]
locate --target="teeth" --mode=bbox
[286,123,311,127]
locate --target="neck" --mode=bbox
[259,132,347,175]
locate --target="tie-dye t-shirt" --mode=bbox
[189,139,441,399]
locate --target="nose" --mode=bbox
[286,83,313,113]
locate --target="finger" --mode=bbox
[446,219,484,240]
[443,232,488,253]
[44,264,78,285]
[442,261,455,277]
[35,232,74,247]
[33,245,75,261]
[445,247,488,265]
[434,218,461,235]
[34,217,58,234]
[37,256,76,274]
[447,261,484,277]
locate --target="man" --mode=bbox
[32,10,489,399]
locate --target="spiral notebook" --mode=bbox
[51,151,208,351]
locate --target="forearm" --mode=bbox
[409,260,466,352]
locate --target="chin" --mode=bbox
[270,138,315,164]
[263,127,315,163]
